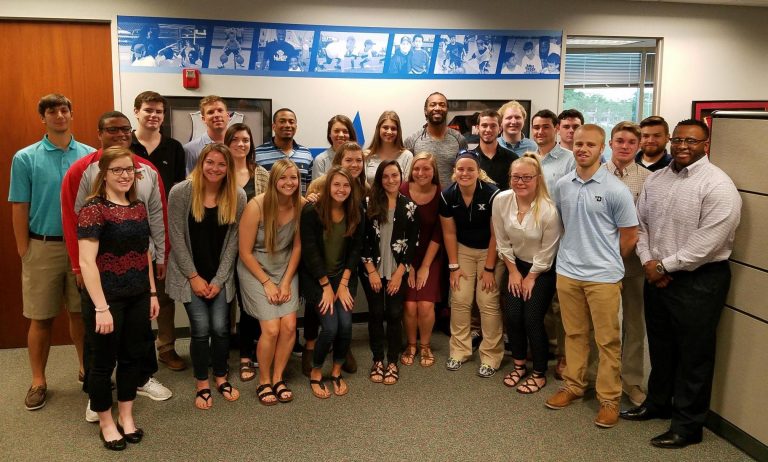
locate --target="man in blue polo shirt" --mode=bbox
[9,94,93,411]
[254,108,313,195]
[544,124,638,429]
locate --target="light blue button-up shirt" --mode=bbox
[497,136,538,156]
[539,143,575,198]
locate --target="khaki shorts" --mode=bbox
[21,239,81,320]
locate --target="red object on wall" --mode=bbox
[182,68,200,89]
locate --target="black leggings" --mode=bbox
[501,260,556,374]
[361,275,405,363]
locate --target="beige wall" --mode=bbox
[709,115,768,446]
[2,0,768,147]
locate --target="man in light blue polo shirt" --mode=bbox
[544,124,638,430]
[8,94,93,411]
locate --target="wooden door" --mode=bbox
[0,20,114,348]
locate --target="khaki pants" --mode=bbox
[621,274,646,392]
[557,274,622,405]
[449,245,504,368]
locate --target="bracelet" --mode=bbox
[484,266,495,273]
[94,304,110,312]
[340,282,348,288]
[260,278,270,285]
[368,270,377,275]
[150,291,158,297]
[320,281,330,288]
[187,273,198,280]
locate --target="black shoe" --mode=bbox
[117,423,144,444]
[100,430,127,451]
[620,405,671,421]
[650,430,702,449]
[292,341,303,357]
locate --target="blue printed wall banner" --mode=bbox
[118,15,562,80]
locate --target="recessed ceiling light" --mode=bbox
[567,39,642,46]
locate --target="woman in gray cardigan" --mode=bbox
[166,144,246,410]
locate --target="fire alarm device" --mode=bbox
[182,68,200,89]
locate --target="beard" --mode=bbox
[642,144,666,158]
[426,111,445,126]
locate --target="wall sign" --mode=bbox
[118,15,562,80]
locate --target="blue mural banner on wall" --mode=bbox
[117,15,562,80]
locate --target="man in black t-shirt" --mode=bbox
[131,91,187,372]
[263,29,298,71]
[470,109,518,190]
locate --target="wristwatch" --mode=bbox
[448,263,460,272]
[655,261,667,275]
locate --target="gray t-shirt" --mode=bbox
[377,209,396,279]
[404,126,467,188]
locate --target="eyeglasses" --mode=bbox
[102,126,132,134]
[511,175,537,183]
[670,137,706,146]
[108,166,136,176]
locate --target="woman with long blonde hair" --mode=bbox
[492,153,562,394]
[166,143,246,410]
[399,152,443,368]
[238,159,304,405]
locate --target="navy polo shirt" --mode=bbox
[439,180,500,249]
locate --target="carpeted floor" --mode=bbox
[0,326,752,461]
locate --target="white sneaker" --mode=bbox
[137,376,173,401]
[85,400,99,423]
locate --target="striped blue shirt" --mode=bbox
[254,138,313,195]
[554,167,638,283]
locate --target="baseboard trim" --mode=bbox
[706,411,768,461]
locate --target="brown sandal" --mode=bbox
[239,360,256,382]
[369,361,384,383]
[503,363,528,388]
[517,372,547,394]
[400,344,417,366]
[419,344,435,367]
[383,363,399,385]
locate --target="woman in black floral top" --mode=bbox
[78,146,159,451]
[361,160,419,385]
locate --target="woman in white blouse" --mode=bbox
[492,153,562,394]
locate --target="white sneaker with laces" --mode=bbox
[85,400,99,423]
[137,376,173,401]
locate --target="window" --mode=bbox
[563,37,658,133]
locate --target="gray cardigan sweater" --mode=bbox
[165,179,246,304]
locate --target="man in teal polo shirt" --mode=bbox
[9,94,93,410]
[544,124,638,429]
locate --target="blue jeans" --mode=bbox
[184,291,230,380]
[312,298,353,369]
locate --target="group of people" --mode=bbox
[9,90,740,451]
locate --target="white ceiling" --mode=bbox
[631,0,768,6]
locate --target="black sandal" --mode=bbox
[383,363,399,385]
[309,379,330,399]
[330,374,348,396]
[256,383,278,406]
[273,380,294,403]
[503,363,528,388]
[194,388,212,410]
[217,381,239,401]
[517,372,547,394]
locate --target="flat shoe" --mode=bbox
[217,381,239,402]
[116,423,144,444]
[100,430,126,451]
[194,388,212,410]
[330,374,349,396]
